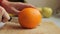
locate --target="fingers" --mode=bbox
[23,3,36,8]
[2,10,10,22]
[0,6,10,22]
[1,1,36,16]
[1,1,19,15]
[7,2,36,10]
[10,7,20,15]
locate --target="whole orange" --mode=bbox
[18,8,42,29]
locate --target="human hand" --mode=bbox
[0,6,10,22]
[1,0,36,15]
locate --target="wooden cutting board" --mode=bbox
[0,22,60,34]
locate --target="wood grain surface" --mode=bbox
[0,22,60,34]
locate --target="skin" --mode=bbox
[0,0,36,22]
[0,6,10,22]
[1,0,36,15]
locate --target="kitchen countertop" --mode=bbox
[11,16,60,28]
[0,21,60,34]
[0,16,60,34]
[42,16,60,27]
[0,16,60,29]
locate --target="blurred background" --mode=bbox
[8,0,60,15]
[8,0,60,17]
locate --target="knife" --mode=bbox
[0,22,5,29]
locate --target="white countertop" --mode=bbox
[42,16,60,27]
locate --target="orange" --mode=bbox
[18,8,42,29]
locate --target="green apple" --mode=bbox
[42,7,53,18]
